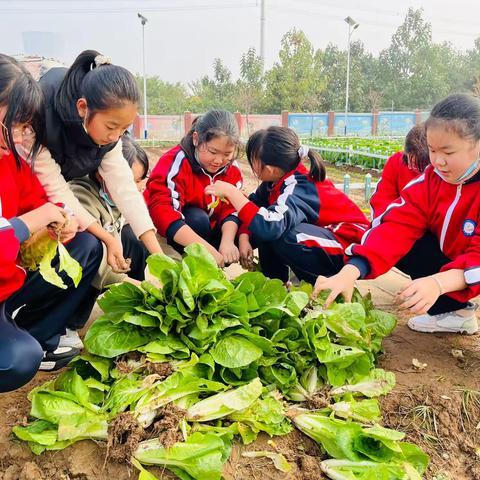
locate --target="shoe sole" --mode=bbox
[58,342,84,349]
[407,320,478,335]
[39,356,76,371]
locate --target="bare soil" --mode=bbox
[0,149,477,479]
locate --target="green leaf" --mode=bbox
[229,393,292,439]
[131,458,160,480]
[58,242,82,287]
[210,335,263,368]
[331,369,396,398]
[97,282,145,314]
[320,459,422,480]
[69,354,112,382]
[134,432,230,480]
[186,378,263,422]
[84,317,155,358]
[12,420,59,446]
[38,239,66,289]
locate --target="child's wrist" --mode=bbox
[431,275,444,295]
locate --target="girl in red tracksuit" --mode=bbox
[314,93,480,335]
[0,54,102,392]
[370,124,430,219]
[145,110,243,267]
[205,126,370,284]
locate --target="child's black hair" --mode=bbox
[426,93,480,142]
[246,126,326,181]
[122,135,149,179]
[54,50,140,121]
[402,124,430,172]
[0,54,44,167]
[180,109,240,162]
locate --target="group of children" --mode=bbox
[1,50,479,393]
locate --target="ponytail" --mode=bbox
[246,126,326,181]
[55,49,139,120]
[305,148,326,182]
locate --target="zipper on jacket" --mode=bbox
[439,184,462,252]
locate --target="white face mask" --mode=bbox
[435,157,480,184]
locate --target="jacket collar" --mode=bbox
[269,163,308,194]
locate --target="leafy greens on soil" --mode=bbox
[13,244,428,480]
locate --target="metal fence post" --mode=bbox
[343,173,350,196]
[364,173,372,201]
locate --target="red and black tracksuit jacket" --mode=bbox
[370,151,421,219]
[238,163,370,253]
[347,166,480,303]
[0,153,47,302]
[144,145,243,239]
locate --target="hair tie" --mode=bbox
[91,54,112,70]
[298,145,309,159]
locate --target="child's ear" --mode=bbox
[192,131,199,147]
[76,98,88,119]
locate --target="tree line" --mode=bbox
[137,8,480,115]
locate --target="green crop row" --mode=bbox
[307,137,404,170]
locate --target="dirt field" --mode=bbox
[0,148,478,480]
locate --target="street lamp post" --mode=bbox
[138,12,148,139]
[344,16,359,136]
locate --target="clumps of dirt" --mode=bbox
[305,392,330,410]
[144,361,174,380]
[106,413,145,463]
[225,429,326,480]
[381,384,480,480]
[114,351,144,375]
[147,403,186,448]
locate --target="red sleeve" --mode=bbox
[0,218,24,302]
[442,218,480,302]
[16,158,48,214]
[370,152,403,219]
[347,173,428,278]
[144,147,188,237]
[217,164,244,225]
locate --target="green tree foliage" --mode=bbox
[136,76,190,115]
[264,29,326,112]
[137,10,480,115]
[235,47,265,127]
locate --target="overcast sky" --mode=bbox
[1,0,479,84]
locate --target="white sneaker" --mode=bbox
[58,328,84,349]
[408,304,478,334]
[39,346,81,371]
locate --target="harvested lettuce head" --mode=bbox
[19,228,82,289]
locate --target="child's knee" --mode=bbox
[0,333,43,393]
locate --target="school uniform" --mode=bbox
[238,164,370,284]
[347,166,480,314]
[370,151,420,219]
[0,153,102,391]
[145,145,243,252]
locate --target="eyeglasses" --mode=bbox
[0,119,36,144]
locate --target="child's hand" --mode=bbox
[396,276,441,314]
[312,265,361,307]
[105,237,131,273]
[204,181,235,200]
[239,235,254,270]
[219,240,239,265]
[211,249,225,268]
[48,214,79,243]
